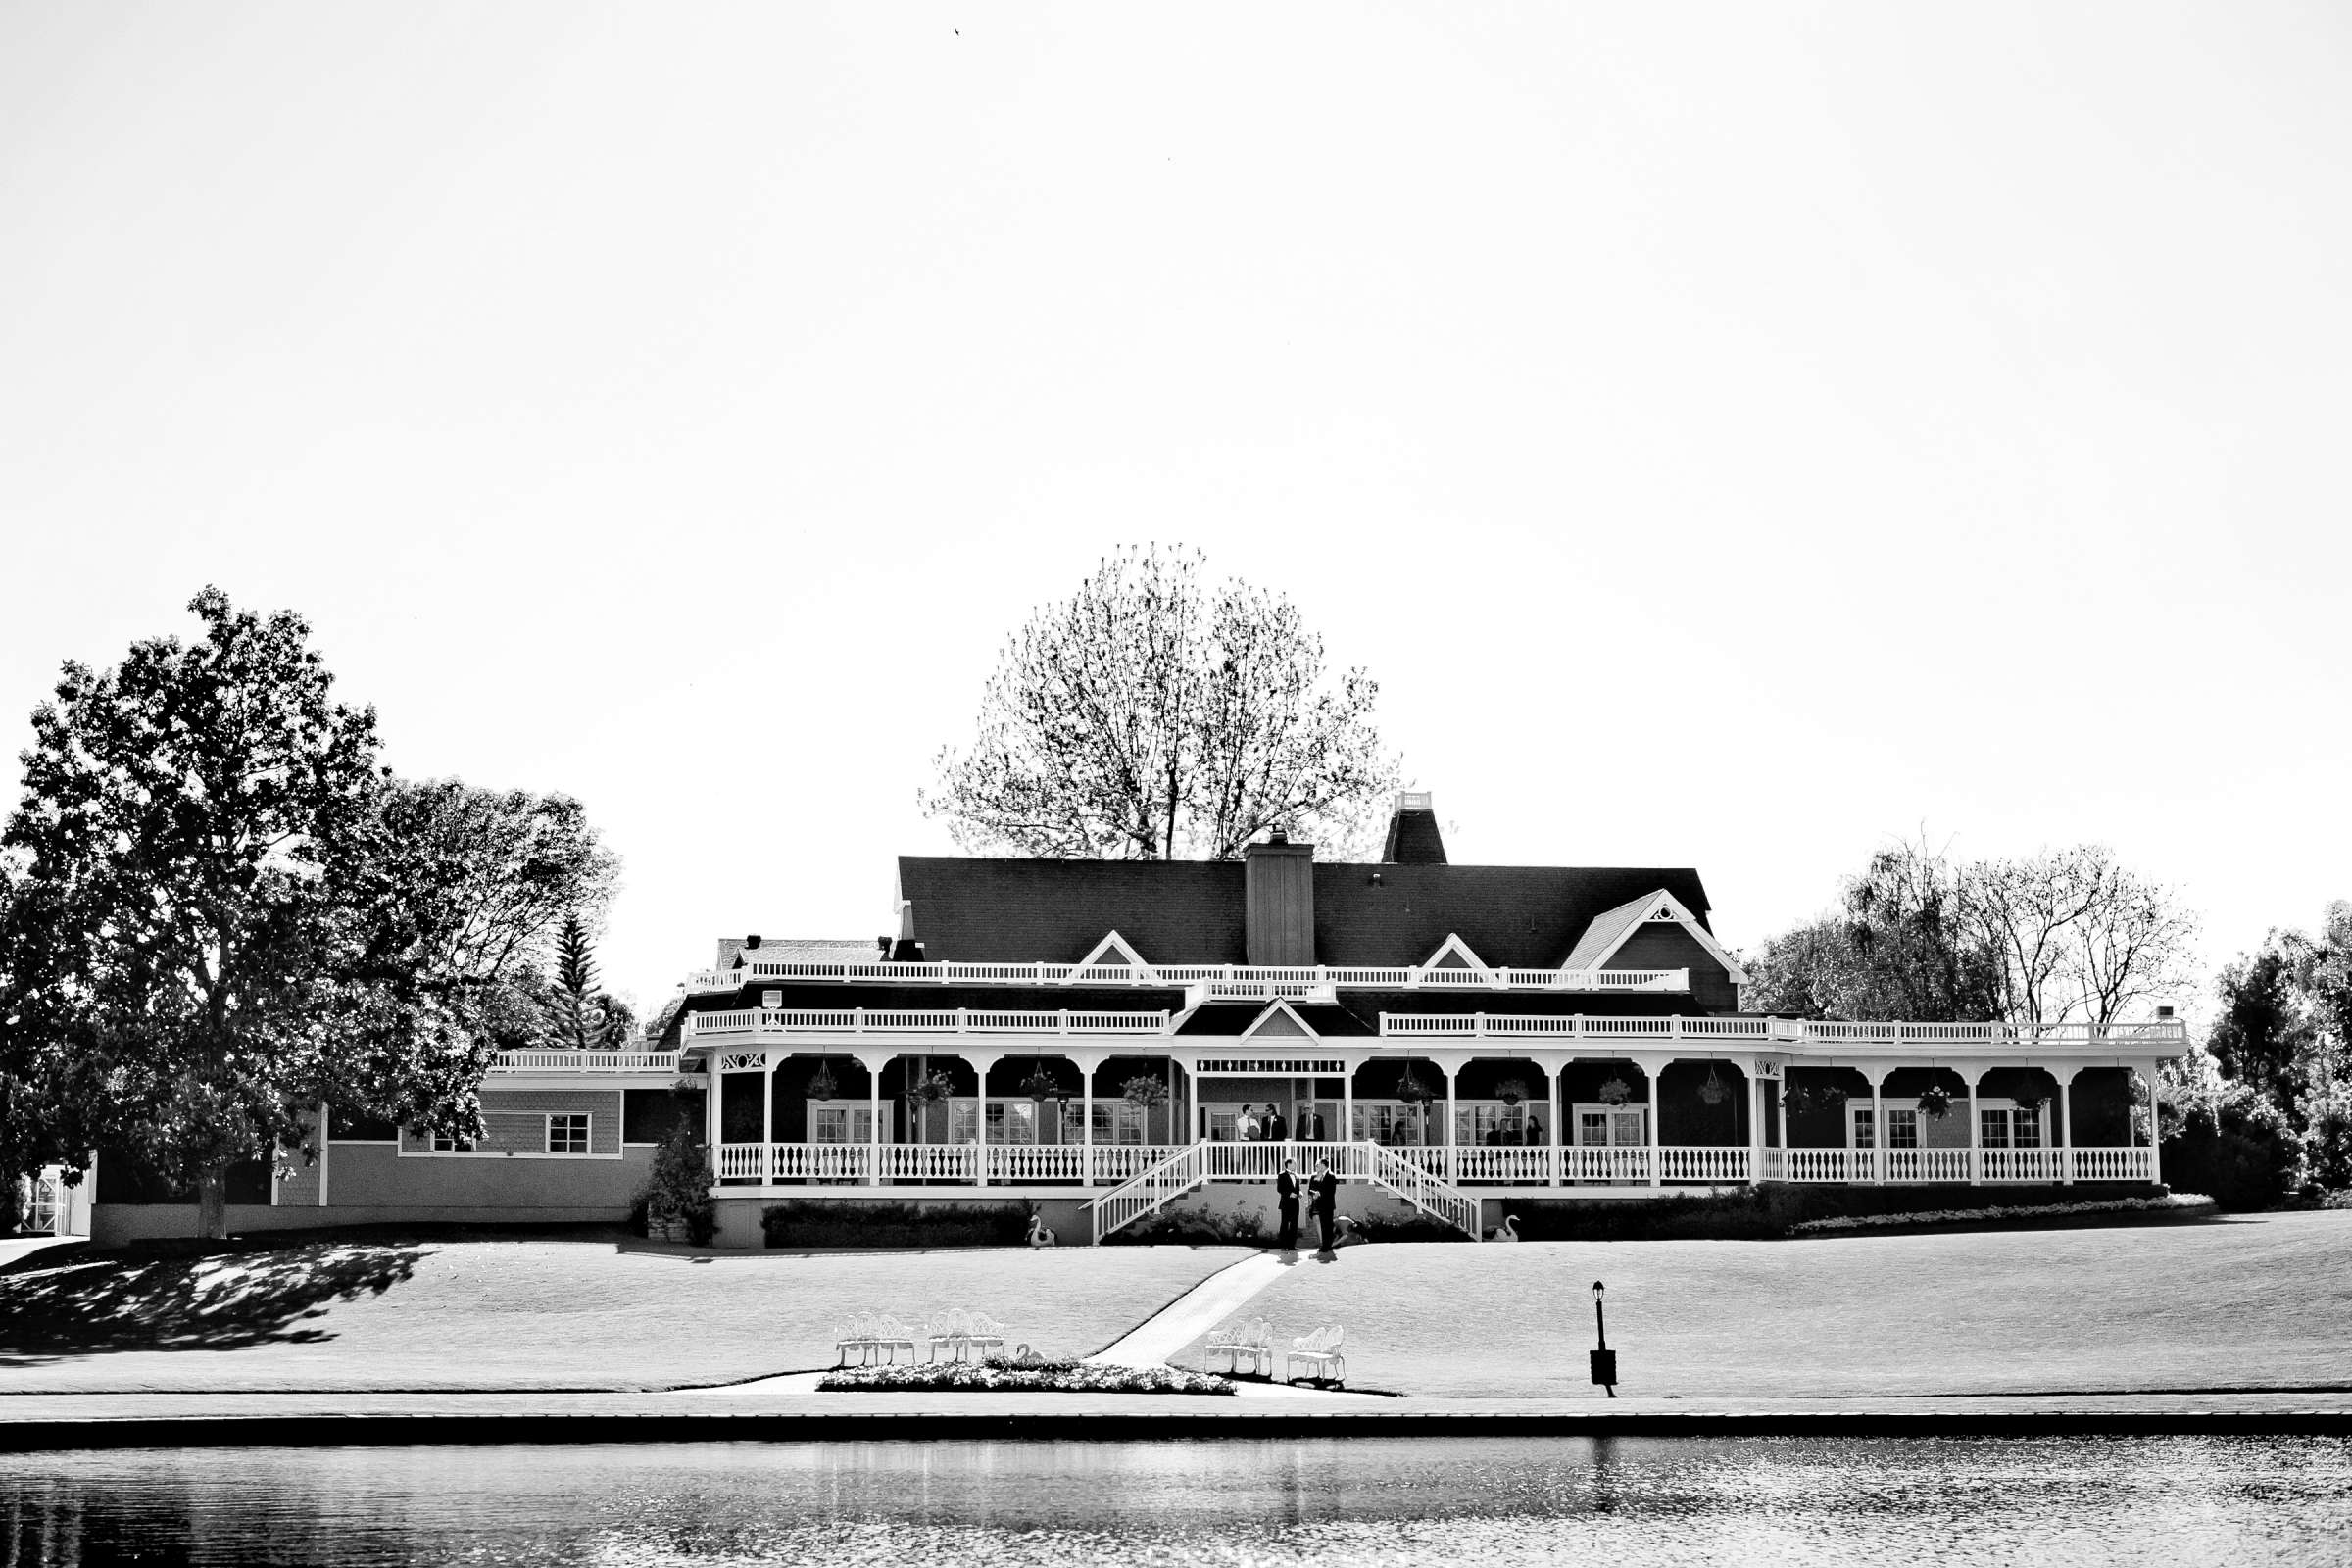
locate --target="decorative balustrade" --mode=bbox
[684,1007,1170,1041]
[490,1050,681,1073]
[686,960,1690,995]
[1377,1014,2189,1054]
[710,1139,2153,1188]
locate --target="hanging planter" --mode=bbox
[1122,1074,1168,1111]
[1395,1068,1435,1105]
[1019,1064,1064,1103]
[1915,1083,1953,1119]
[1597,1076,1633,1107]
[1696,1067,1731,1107]
[806,1062,839,1103]
[1494,1078,1529,1108]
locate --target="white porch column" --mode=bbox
[1073,1052,1103,1187]
[1744,1065,1762,1189]
[2137,1062,2165,1186]
[1869,1066,1887,1186]
[2056,1064,2078,1186]
[1544,1059,1563,1189]
[317,1100,331,1207]
[706,1061,724,1179]
[1635,1054,1670,1188]
[1442,1061,1458,1182]
[972,1053,998,1186]
[761,1054,778,1185]
[859,1050,888,1187]
[1966,1066,1986,1186]
[1342,1061,1354,1152]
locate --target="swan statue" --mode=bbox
[1486,1214,1521,1243]
[1025,1213,1057,1249]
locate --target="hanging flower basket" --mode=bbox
[806,1062,839,1103]
[1019,1065,1064,1102]
[2013,1089,2048,1115]
[909,1068,954,1105]
[1915,1083,1953,1119]
[1494,1078,1529,1108]
[1597,1076,1632,1107]
[1122,1074,1169,1111]
[1395,1069,1435,1105]
[1696,1067,1731,1107]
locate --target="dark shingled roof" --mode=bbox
[896,856,1712,969]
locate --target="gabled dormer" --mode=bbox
[1417,932,1494,984]
[1073,930,1152,981]
[1241,1000,1320,1041]
[1562,889,1744,1008]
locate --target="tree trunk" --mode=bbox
[196,1166,229,1240]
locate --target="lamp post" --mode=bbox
[1590,1280,1616,1397]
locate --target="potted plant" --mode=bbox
[1915,1082,1953,1119]
[1696,1067,1731,1106]
[1395,1067,1436,1144]
[1122,1074,1168,1142]
[1020,1064,1064,1103]
[906,1065,954,1147]
[1494,1078,1529,1108]
[806,1061,839,1103]
[1597,1076,1633,1107]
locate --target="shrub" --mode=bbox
[1107,1201,1265,1247]
[635,1126,716,1246]
[818,1356,1232,1396]
[2165,1096,2301,1210]
[760,1200,1031,1250]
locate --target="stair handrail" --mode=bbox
[1367,1144,1480,1238]
[1087,1140,1208,1244]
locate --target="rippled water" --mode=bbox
[2,1436,2347,1565]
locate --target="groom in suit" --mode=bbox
[1274,1159,1301,1251]
[1308,1157,1340,1254]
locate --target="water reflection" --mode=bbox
[1,1435,2346,1566]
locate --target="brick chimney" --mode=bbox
[1381,791,1448,865]
[1245,830,1315,965]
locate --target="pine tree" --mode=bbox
[541,915,626,1051]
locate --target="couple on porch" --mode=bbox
[1239,1104,1327,1141]
[1275,1157,1342,1254]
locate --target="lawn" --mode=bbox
[0,1235,1232,1395]
[1182,1209,2352,1399]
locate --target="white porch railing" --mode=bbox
[490,1050,682,1073]
[1381,1014,1793,1041]
[684,1007,1170,1041]
[687,961,1690,996]
[712,1140,2155,1188]
[1368,1145,1480,1236]
[1088,1144,1207,1242]
[1377,1013,2191,1051]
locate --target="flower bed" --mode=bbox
[818,1358,1234,1396]
[1790,1193,2213,1234]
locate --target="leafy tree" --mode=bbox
[636,1122,715,1245]
[922,546,1398,859]
[1742,837,2194,1030]
[2,588,385,1237]
[2201,903,2352,1192]
[0,591,622,1237]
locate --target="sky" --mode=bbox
[3,3,2349,1025]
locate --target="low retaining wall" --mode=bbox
[89,1202,637,1247]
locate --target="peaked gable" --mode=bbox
[1242,1002,1317,1040]
[1420,933,1489,973]
[1564,890,1746,983]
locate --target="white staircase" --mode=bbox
[1088,1143,1208,1243]
[1368,1145,1481,1238]
[1089,1140,1481,1243]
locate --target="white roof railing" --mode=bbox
[1377,1015,2191,1054]
[683,962,1690,996]
[488,1050,682,1074]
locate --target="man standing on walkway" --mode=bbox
[1308,1157,1340,1255]
[1275,1158,1301,1252]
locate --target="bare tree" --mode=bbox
[1963,845,2197,1027]
[923,546,1398,859]
[2066,855,2201,1026]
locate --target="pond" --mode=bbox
[2,1435,2346,1565]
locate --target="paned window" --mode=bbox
[430,1132,474,1153]
[1093,1103,1144,1146]
[811,1106,876,1144]
[1979,1107,2012,1149]
[985,1101,1038,1145]
[1887,1108,1921,1149]
[2013,1105,2043,1148]
[547,1114,590,1155]
[949,1101,978,1145]
[1852,1108,1877,1149]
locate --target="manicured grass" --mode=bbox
[1185,1210,2352,1399]
[0,1235,1233,1395]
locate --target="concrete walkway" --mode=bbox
[1088,1250,1291,1369]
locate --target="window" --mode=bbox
[2014,1105,2043,1148]
[430,1133,474,1153]
[1979,1107,2011,1149]
[985,1102,1038,1146]
[547,1114,590,1155]
[1852,1108,1876,1149]
[949,1101,978,1145]
[1093,1103,1144,1146]
[1887,1108,1921,1149]
[1574,1107,1647,1147]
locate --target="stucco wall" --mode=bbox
[397,1089,623,1157]
[329,1142,649,1208]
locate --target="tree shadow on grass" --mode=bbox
[0,1242,423,1364]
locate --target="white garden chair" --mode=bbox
[1204,1317,1274,1377]
[926,1308,1010,1363]
[1285,1324,1346,1387]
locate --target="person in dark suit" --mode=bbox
[1267,1105,1289,1142]
[1274,1159,1300,1251]
[1524,1116,1545,1147]
[1308,1157,1340,1254]
[1301,1107,1326,1141]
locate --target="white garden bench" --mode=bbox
[1204,1317,1275,1378]
[926,1308,1009,1363]
[833,1312,919,1367]
[1285,1324,1346,1387]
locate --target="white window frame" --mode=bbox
[1571,1103,1647,1147]
[546,1114,591,1155]
[1095,1102,1145,1146]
